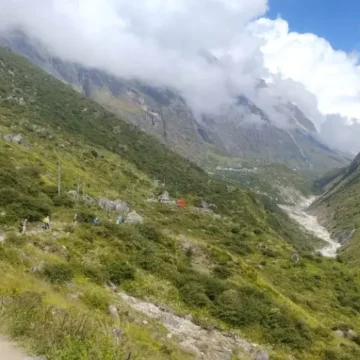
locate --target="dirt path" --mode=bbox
[0,337,28,360]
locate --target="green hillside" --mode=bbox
[311,153,360,265]
[1,46,360,359]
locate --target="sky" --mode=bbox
[268,0,360,52]
[1,0,360,153]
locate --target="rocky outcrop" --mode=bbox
[124,211,143,224]
[3,134,31,148]
[119,292,267,360]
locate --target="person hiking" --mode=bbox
[19,219,28,234]
[43,216,50,230]
[116,215,123,225]
[73,213,78,227]
[93,217,100,225]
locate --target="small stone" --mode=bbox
[185,314,193,321]
[167,333,173,339]
[142,320,148,325]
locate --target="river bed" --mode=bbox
[279,197,341,258]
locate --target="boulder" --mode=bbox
[91,150,104,158]
[3,134,31,148]
[125,211,143,224]
[104,200,116,213]
[82,194,94,205]
[109,305,119,320]
[114,200,130,213]
[67,190,78,199]
[334,330,345,338]
[347,329,358,340]
[291,253,300,264]
[36,128,52,138]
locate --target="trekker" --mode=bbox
[73,213,78,227]
[43,216,50,230]
[93,217,100,225]
[19,219,28,234]
[116,216,123,225]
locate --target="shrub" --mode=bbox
[80,290,110,311]
[5,232,27,246]
[179,282,210,308]
[213,265,232,279]
[106,261,135,285]
[43,263,74,284]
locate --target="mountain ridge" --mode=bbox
[0,31,350,172]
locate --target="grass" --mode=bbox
[0,46,360,359]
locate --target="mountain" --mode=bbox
[2,45,360,359]
[311,153,360,265]
[0,31,350,172]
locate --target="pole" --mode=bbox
[57,161,61,196]
[77,178,80,202]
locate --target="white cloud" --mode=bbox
[251,17,360,121]
[1,0,360,153]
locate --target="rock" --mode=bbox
[291,253,300,264]
[125,211,144,224]
[67,190,78,199]
[254,351,269,360]
[82,194,94,205]
[347,329,358,340]
[109,305,119,320]
[91,150,104,158]
[104,200,116,213]
[112,328,124,338]
[334,330,345,338]
[36,128,52,138]
[142,320,148,325]
[3,134,31,148]
[114,200,130,214]
[0,232,5,244]
[185,314,193,321]
[108,282,117,292]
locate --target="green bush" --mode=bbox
[106,261,135,285]
[5,232,27,246]
[80,290,110,311]
[43,263,74,284]
[213,265,232,279]
[179,282,210,308]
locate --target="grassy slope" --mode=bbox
[0,47,360,359]
[311,154,360,265]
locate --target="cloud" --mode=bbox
[0,0,269,115]
[251,17,360,120]
[1,0,360,153]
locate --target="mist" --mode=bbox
[0,0,359,154]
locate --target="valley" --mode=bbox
[0,44,359,360]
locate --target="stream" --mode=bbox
[279,197,341,258]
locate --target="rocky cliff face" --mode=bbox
[0,31,349,170]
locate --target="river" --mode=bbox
[279,197,341,258]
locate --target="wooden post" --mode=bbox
[57,161,61,196]
[77,178,80,202]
